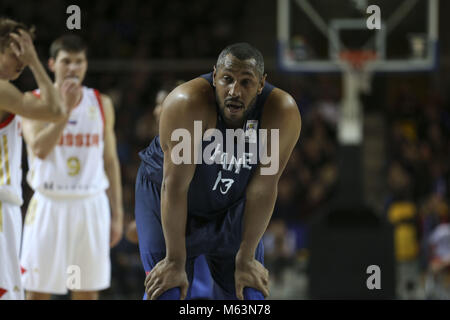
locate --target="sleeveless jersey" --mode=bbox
[139,72,275,219]
[0,114,23,206]
[27,87,109,198]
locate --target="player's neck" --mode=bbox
[223,119,245,129]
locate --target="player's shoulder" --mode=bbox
[85,87,113,110]
[83,86,107,101]
[99,93,113,107]
[266,88,298,112]
[83,87,114,125]
[263,87,301,127]
[163,77,214,116]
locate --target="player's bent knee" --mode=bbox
[26,291,52,300]
[71,291,99,300]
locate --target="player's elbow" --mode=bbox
[30,142,50,160]
[34,150,49,160]
[54,105,66,118]
[104,153,118,170]
[33,102,65,122]
[34,149,49,160]
[46,104,66,122]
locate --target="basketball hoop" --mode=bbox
[339,50,377,71]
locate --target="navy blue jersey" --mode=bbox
[139,72,275,219]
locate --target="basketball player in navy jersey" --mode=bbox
[135,43,301,300]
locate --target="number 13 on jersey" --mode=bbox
[212,170,234,195]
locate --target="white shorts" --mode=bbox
[0,201,24,300]
[20,192,111,294]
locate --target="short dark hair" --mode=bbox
[216,42,264,77]
[50,34,87,59]
[0,17,35,52]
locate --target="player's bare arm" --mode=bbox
[21,80,82,159]
[0,30,65,121]
[102,94,124,248]
[144,80,213,300]
[235,88,301,300]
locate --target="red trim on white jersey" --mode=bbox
[0,114,15,129]
[32,90,41,98]
[93,89,105,129]
[20,266,27,275]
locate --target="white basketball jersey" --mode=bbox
[0,114,23,206]
[27,87,109,198]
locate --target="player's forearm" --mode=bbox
[104,156,124,221]
[160,179,188,264]
[29,117,68,159]
[28,58,63,118]
[238,183,278,261]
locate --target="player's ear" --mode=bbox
[48,58,55,73]
[212,66,217,87]
[258,73,267,95]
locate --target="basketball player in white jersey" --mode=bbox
[0,18,68,300]
[20,34,124,300]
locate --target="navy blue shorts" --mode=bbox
[134,163,265,300]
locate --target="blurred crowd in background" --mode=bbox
[3,0,450,299]
[384,82,450,299]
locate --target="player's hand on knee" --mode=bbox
[234,258,270,300]
[144,258,189,300]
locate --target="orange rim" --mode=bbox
[339,50,377,69]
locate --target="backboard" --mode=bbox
[277,0,439,73]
